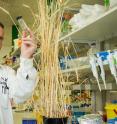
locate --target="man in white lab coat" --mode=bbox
[0,22,37,124]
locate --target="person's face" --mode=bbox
[0,27,4,49]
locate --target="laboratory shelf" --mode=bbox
[62,65,90,74]
[72,83,115,91]
[62,57,90,73]
[61,52,110,74]
[59,6,117,43]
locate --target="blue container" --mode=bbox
[22,119,37,124]
[112,100,117,104]
[107,119,115,124]
[96,51,109,61]
[115,118,117,123]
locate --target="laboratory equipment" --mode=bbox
[78,114,103,124]
[16,16,29,31]
[107,51,117,84]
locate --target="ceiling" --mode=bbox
[0,0,37,26]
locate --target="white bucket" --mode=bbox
[78,114,103,124]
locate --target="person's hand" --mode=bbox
[21,30,37,59]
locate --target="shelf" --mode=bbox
[62,57,90,73]
[72,83,114,91]
[59,6,117,43]
[62,65,90,74]
[62,63,109,74]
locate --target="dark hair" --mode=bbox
[0,22,4,29]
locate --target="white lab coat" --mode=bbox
[0,57,37,124]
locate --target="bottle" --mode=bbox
[16,16,29,31]
[16,16,30,38]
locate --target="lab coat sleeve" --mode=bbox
[8,57,37,104]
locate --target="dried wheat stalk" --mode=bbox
[33,0,70,118]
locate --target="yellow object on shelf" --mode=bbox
[105,103,117,119]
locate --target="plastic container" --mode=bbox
[107,119,115,124]
[78,114,103,124]
[96,51,109,61]
[81,4,94,13]
[107,118,117,124]
[105,104,117,120]
[22,119,37,124]
[110,0,117,8]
